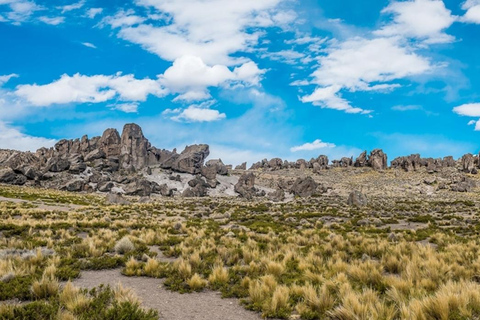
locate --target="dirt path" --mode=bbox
[0,196,83,212]
[73,269,263,320]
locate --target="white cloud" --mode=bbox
[301,37,431,114]
[15,73,167,107]
[160,55,265,102]
[392,105,423,111]
[462,0,480,24]
[468,120,477,125]
[101,9,145,28]
[301,85,370,114]
[58,0,85,13]
[108,0,290,66]
[39,16,65,25]
[312,37,431,90]
[453,103,480,117]
[108,102,139,113]
[86,7,103,19]
[81,42,97,49]
[170,103,226,122]
[261,50,306,65]
[0,0,41,24]
[375,0,456,44]
[0,73,18,86]
[0,122,56,151]
[290,139,336,152]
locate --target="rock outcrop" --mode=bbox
[234,172,257,199]
[290,177,318,197]
[368,149,388,171]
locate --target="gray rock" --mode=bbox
[84,149,106,162]
[461,153,475,173]
[124,179,159,197]
[354,151,368,167]
[98,181,114,192]
[234,172,256,199]
[268,189,285,202]
[235,162,247,170]
[0,168,27,185]
[290,176,318,197]
[368,149,388,170]
[63,179,85,192]
[47,157,70,172]
[120,123,149,170]
[106,193,130,205]
[171,144,210,174]
[347,191,368,207]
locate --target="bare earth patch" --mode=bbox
[73,269,262,320]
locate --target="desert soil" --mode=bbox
[73,269,263,320]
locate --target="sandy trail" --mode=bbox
[73,269,263,320]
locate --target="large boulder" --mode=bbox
[368,149,388,171]
[68,154,86,174]
[99,128,121,157]
[461,154,476,173]
[183,177,209,197]
[120,123,149,170]
[171,144,209,174]
[347,191,368,207]
[290,176,318,197]
[84,149,105,162]
[124,179,159,197]
[234,172,257,199]
[47,157,70,172]
[354,151,368,167]
[206,159,228,175]
[0,168,27,185]
[106,193,130,205]
[268,189,285,202]
[63,179,85,192]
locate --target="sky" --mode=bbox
[1,0,480,166]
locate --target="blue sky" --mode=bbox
[1,0,480,165]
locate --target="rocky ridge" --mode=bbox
[1,123,480,200]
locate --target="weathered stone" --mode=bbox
[171,144,209,174]
[124,179,159,197]
[0,168,27,185]
[234,172,256,199]
[461,153,475,173]
[84,149,106,162]
[290,176,318,197]
[63,179,85,192]
[267,189,285,202]
[98,181,114,192]
[99,128,121,157]
[235,162,247,170]
[120,123,149,170]
[106,193,130,205]
[354,151,368,167]
[47,157,70,172]
[347,191,368,207]
[368,149,388,170]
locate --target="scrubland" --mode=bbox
[1,184,480,319]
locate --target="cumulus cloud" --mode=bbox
[167,101,226,122]
[453,103,480,117]
[0,0,41,24]
[290,139,336,152]
[86,7,103,19]
[462,0,480,24]
[15,73,167,107]
[38,16,65,25]
[108,102,139,113]
[447,103,480,131]
[0,122,56,151]
[58,0,84,13]
[301,37,431,114]
[375,0,456,44]
[160,55,265,102]
[0,73,18,86]
[101,9,145,28]
[107,0,291,66]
